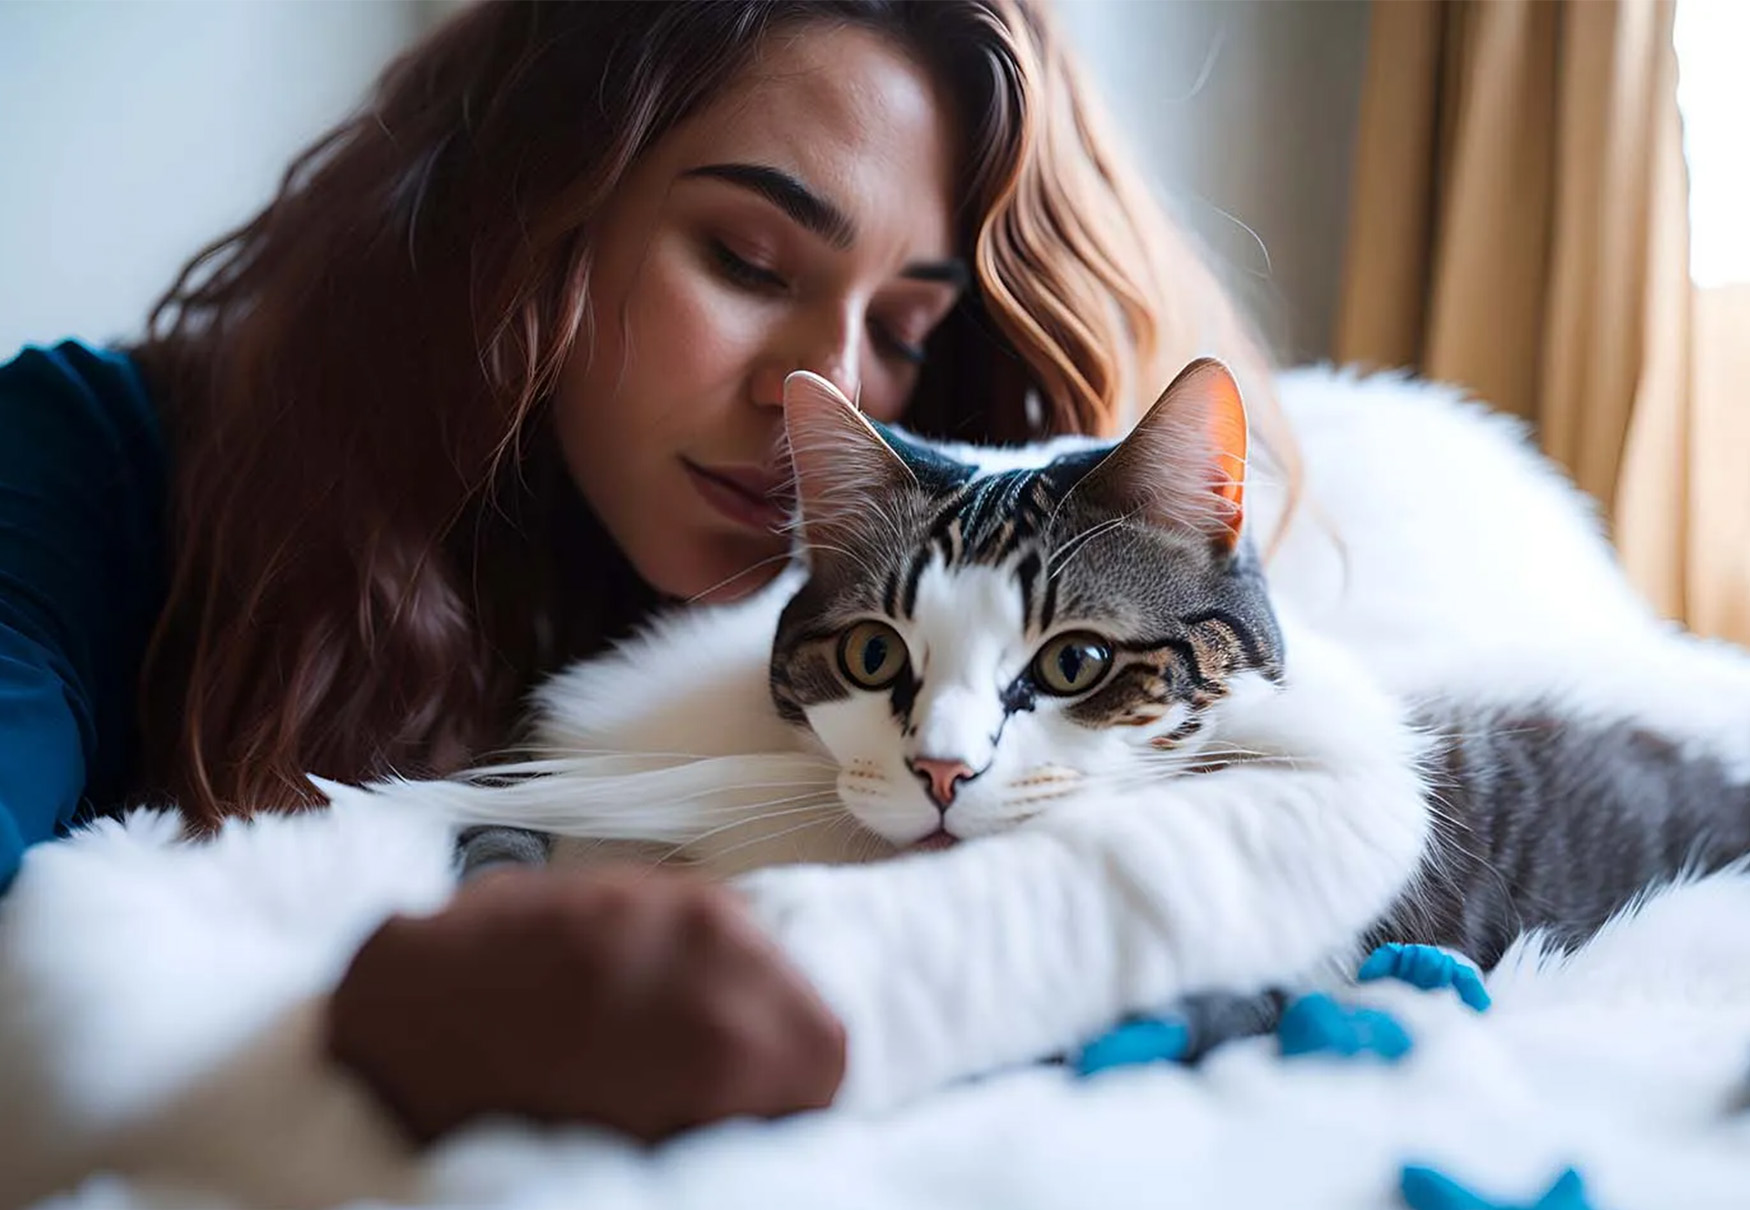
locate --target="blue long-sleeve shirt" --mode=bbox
[0,341,167,891]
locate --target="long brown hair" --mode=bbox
[135,0,1289,828]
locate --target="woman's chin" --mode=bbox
[648,542,790,605]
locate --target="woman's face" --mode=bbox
[554,23,964,602]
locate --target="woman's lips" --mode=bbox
[683,460,793,533]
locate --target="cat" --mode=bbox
[356,361,1750,1110]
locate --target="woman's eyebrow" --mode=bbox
[683,162,965,288]
[683,163,855,250]
[902,260,969,289]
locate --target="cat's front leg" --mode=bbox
[734,835,1110,1110]
[737,814,1408,1110]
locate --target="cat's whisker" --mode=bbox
[799,538,887,584]
[534,780,840,816]
[817,811,890,865]
[469,750,840,769]
[682,552,800,606]
[647,796,843,864]
[673,793,844,832]
[1045,515,1133,582]
[694,812,847,865]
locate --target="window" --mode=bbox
[1675,1,1750,288]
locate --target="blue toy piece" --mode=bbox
[1399,1165,1593,1210]
[1277,992,1413,1061]
[1074,990,1288,1075]
[1073,1016,1191,1075]
[1360,943,1492,1011]
[1074,944,1486,1075]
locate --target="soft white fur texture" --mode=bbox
[5,367,1750,1209]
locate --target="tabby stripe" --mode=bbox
[882,566,903,617]
[978,520,1015,565]
[1166,717,1203,742]
[962,471,1033,559]
[957,478,994,541]
[1121,636,1209,691]
[987,474,1036,561]
[927,494,969,548]
[1039,571,1060,631]
[768,668,809,723]
[888,668,920,725]
[1015,550,1042,630]
[1027,475,1056,520]
[901,549,929,619]
[1180,608,1267,668]
[942,516,965,565]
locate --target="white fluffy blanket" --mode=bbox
[7,366,1750,1209]
[4,798,1749,1210]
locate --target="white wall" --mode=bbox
[0,0,1368,363]
[1056,0,1372,362]
[0,0,421,353]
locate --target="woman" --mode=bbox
[0,0,1279,1145]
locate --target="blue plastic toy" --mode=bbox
[1278,991,1413,1060]
[1400,1165,1594,1210]
[1073,943,1491,1074]
[1074,1017,1191,1075]
[1361,943,1492,1012]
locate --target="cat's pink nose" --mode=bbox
[908,756,977,809]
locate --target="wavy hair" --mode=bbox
[135,0,1294,828]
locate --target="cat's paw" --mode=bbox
[1358,942,1491,1011]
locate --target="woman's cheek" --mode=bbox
[625,244,771,409]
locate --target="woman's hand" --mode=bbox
[325,865,847,1144]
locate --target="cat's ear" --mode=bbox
[1075,357,1248,552]
[782,371,915,549]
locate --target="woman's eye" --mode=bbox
[872,322,928,366]
[710,240,788,293]
[837,620,909,689]
[1032,631,1113,696]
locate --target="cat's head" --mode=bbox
[769,359,1283,848]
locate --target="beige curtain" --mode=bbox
[1335,0,1747,644]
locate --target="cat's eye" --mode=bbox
[838,620,909,690]
[1033,632,1113,696]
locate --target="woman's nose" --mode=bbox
[753,312,861,410]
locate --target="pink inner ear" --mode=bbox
[1137,358,1249,548]
[1199,364,1248,531]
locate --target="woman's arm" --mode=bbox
[0,341,166,892]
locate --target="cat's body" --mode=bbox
[365,363,1750,1107]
